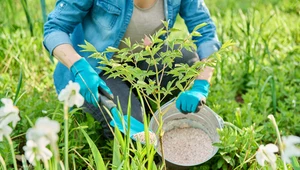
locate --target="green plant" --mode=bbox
[1,0,300,169]
[213,125,260,170]
[79,20,233,169]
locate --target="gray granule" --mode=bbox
[158,127,213,165]
[132,131,157,145]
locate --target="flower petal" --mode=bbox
[143,35,152,46]
[1,98,14,108]
[256,146,266,166]
[74,94,84,107]
[265,144,279,153]
[283,135,300,145]
[34,117,60,142]
[58,81,84,108]
[0,125,13,141]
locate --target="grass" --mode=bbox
[0,0,299,169]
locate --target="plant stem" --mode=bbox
[43,159,49,170]
[63,103,69,170]
[268,114,287,170]
[224,121,243,133]
[21,155,28,170]
[6,135,17,170]
[72,149,94,169]
[158,110,166,170]
[0,154,7,170]
[51,142,59,170]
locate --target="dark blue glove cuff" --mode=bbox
[191,80,210,97]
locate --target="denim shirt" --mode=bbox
[43,0,221,94]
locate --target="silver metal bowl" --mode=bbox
[149,98,224,169]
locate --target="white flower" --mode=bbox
[23,137,53,165]
[0,98,16,116]
[256,144,278,170]
[23,117,59,165]
[58,81,84,107]
[26,128,44,142]
[0,125,12,141]
[282,135,300,163]
[0,98,20,128]
[26,117,60,143]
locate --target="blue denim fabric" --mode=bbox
[43,0,221,94]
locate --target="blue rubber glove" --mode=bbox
[70,58,113,106]
[176,80,210,113]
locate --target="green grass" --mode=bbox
[0,0,299,169]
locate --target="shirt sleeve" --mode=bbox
[179,0,221,60]
[43,0,93,55]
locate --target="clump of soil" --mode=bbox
[159,127,213,165]
[132,131,157,145]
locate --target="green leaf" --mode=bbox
[114,126,125,152]
[106,46,119,53]
[124,37,132,48]
[176,82,184,91]
[152,162,158,170]
[192,23,207,32]
[223,155,234,166]
[291,157,300,170]
[217,158,224,169]
[79,40,97,52]
[112,135,122,169]
[191,31,202,37]
[79,127,107,170]
[220,40,235,50]
[162,20,169,29]
[169,28,181,32]
[222,163,228,170]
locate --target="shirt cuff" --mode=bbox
[43,31,72,56]
[197,40,221,60]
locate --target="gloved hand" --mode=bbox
[176,79,210,113]
[70,58,113,106]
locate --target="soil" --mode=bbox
[158,127,213,165]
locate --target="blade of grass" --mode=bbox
[136,87,157,169]
[291,157,300,170]
[21,155,29,170]
[63,104,69,170]
[71,149,94,170]
[112,132,122,169]
[20,0,33,36]
[6,0,15,25]
[72,154,76,170]
[13,70,22,105]
[40,0,47,23]
[6,136,17,170]
[79,126,106,170]
[258,75,273,102]
[60,161,65,170]
[117,161,125,170]
[125,91,133,170]
[25,115,34,127]
[0,154,7,170]
[270,76,277,114]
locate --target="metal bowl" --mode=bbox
[149,99,224,169]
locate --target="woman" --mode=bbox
[43,0,220,138]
